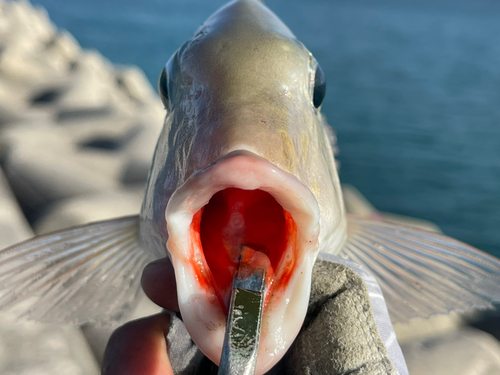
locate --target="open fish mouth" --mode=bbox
[165,150,320,369]
[197,187,293,312]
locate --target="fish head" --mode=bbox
[140,0,346,372]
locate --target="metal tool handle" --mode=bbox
[218,249,267,375]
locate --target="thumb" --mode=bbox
[102,312,174,375]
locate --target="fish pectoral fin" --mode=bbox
[0,215,154,325]
[340,215,500,324]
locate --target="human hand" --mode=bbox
[101,258,178,375]
[101,255,408,375]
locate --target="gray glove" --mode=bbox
[166,255,408,375]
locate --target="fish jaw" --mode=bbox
[165,150,320,372]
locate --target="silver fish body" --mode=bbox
[140,0,345,258]
[140,1,347,369]
[0,1,499,374]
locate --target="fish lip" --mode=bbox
[166,150,320,259]
[164,150,321,369]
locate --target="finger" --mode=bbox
[102,312,174,375]
[141,257,179,311]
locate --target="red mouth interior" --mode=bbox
[197,188,293,311]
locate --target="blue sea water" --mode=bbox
[31,0,500,257]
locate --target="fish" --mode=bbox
[1,0,500,373]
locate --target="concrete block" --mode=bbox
[2,124,122,208]
[0,167,100,375]
[0,316,100,375]
[0,2,61,83]
[43,30,81,72]
[81,293,161,364]
[7,1,56,44]
[0,43,60,83]
[56,52,116,112]
[55,51,136,118]
[0,77,30,108]
[0,167,32,248]
[394,312,464,344]
[401,328,500,375]
[35,190,144,234]
[116,66,158,105]
[121,119,163,185]
[0,78,56,126]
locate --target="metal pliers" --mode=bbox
[218,249,267,375]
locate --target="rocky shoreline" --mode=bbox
[0,1,163,373]
[0,1,498,374]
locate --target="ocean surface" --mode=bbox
[31,0,500,257]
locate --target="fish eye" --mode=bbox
[158,67,169,108]
[313,64,326,108]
